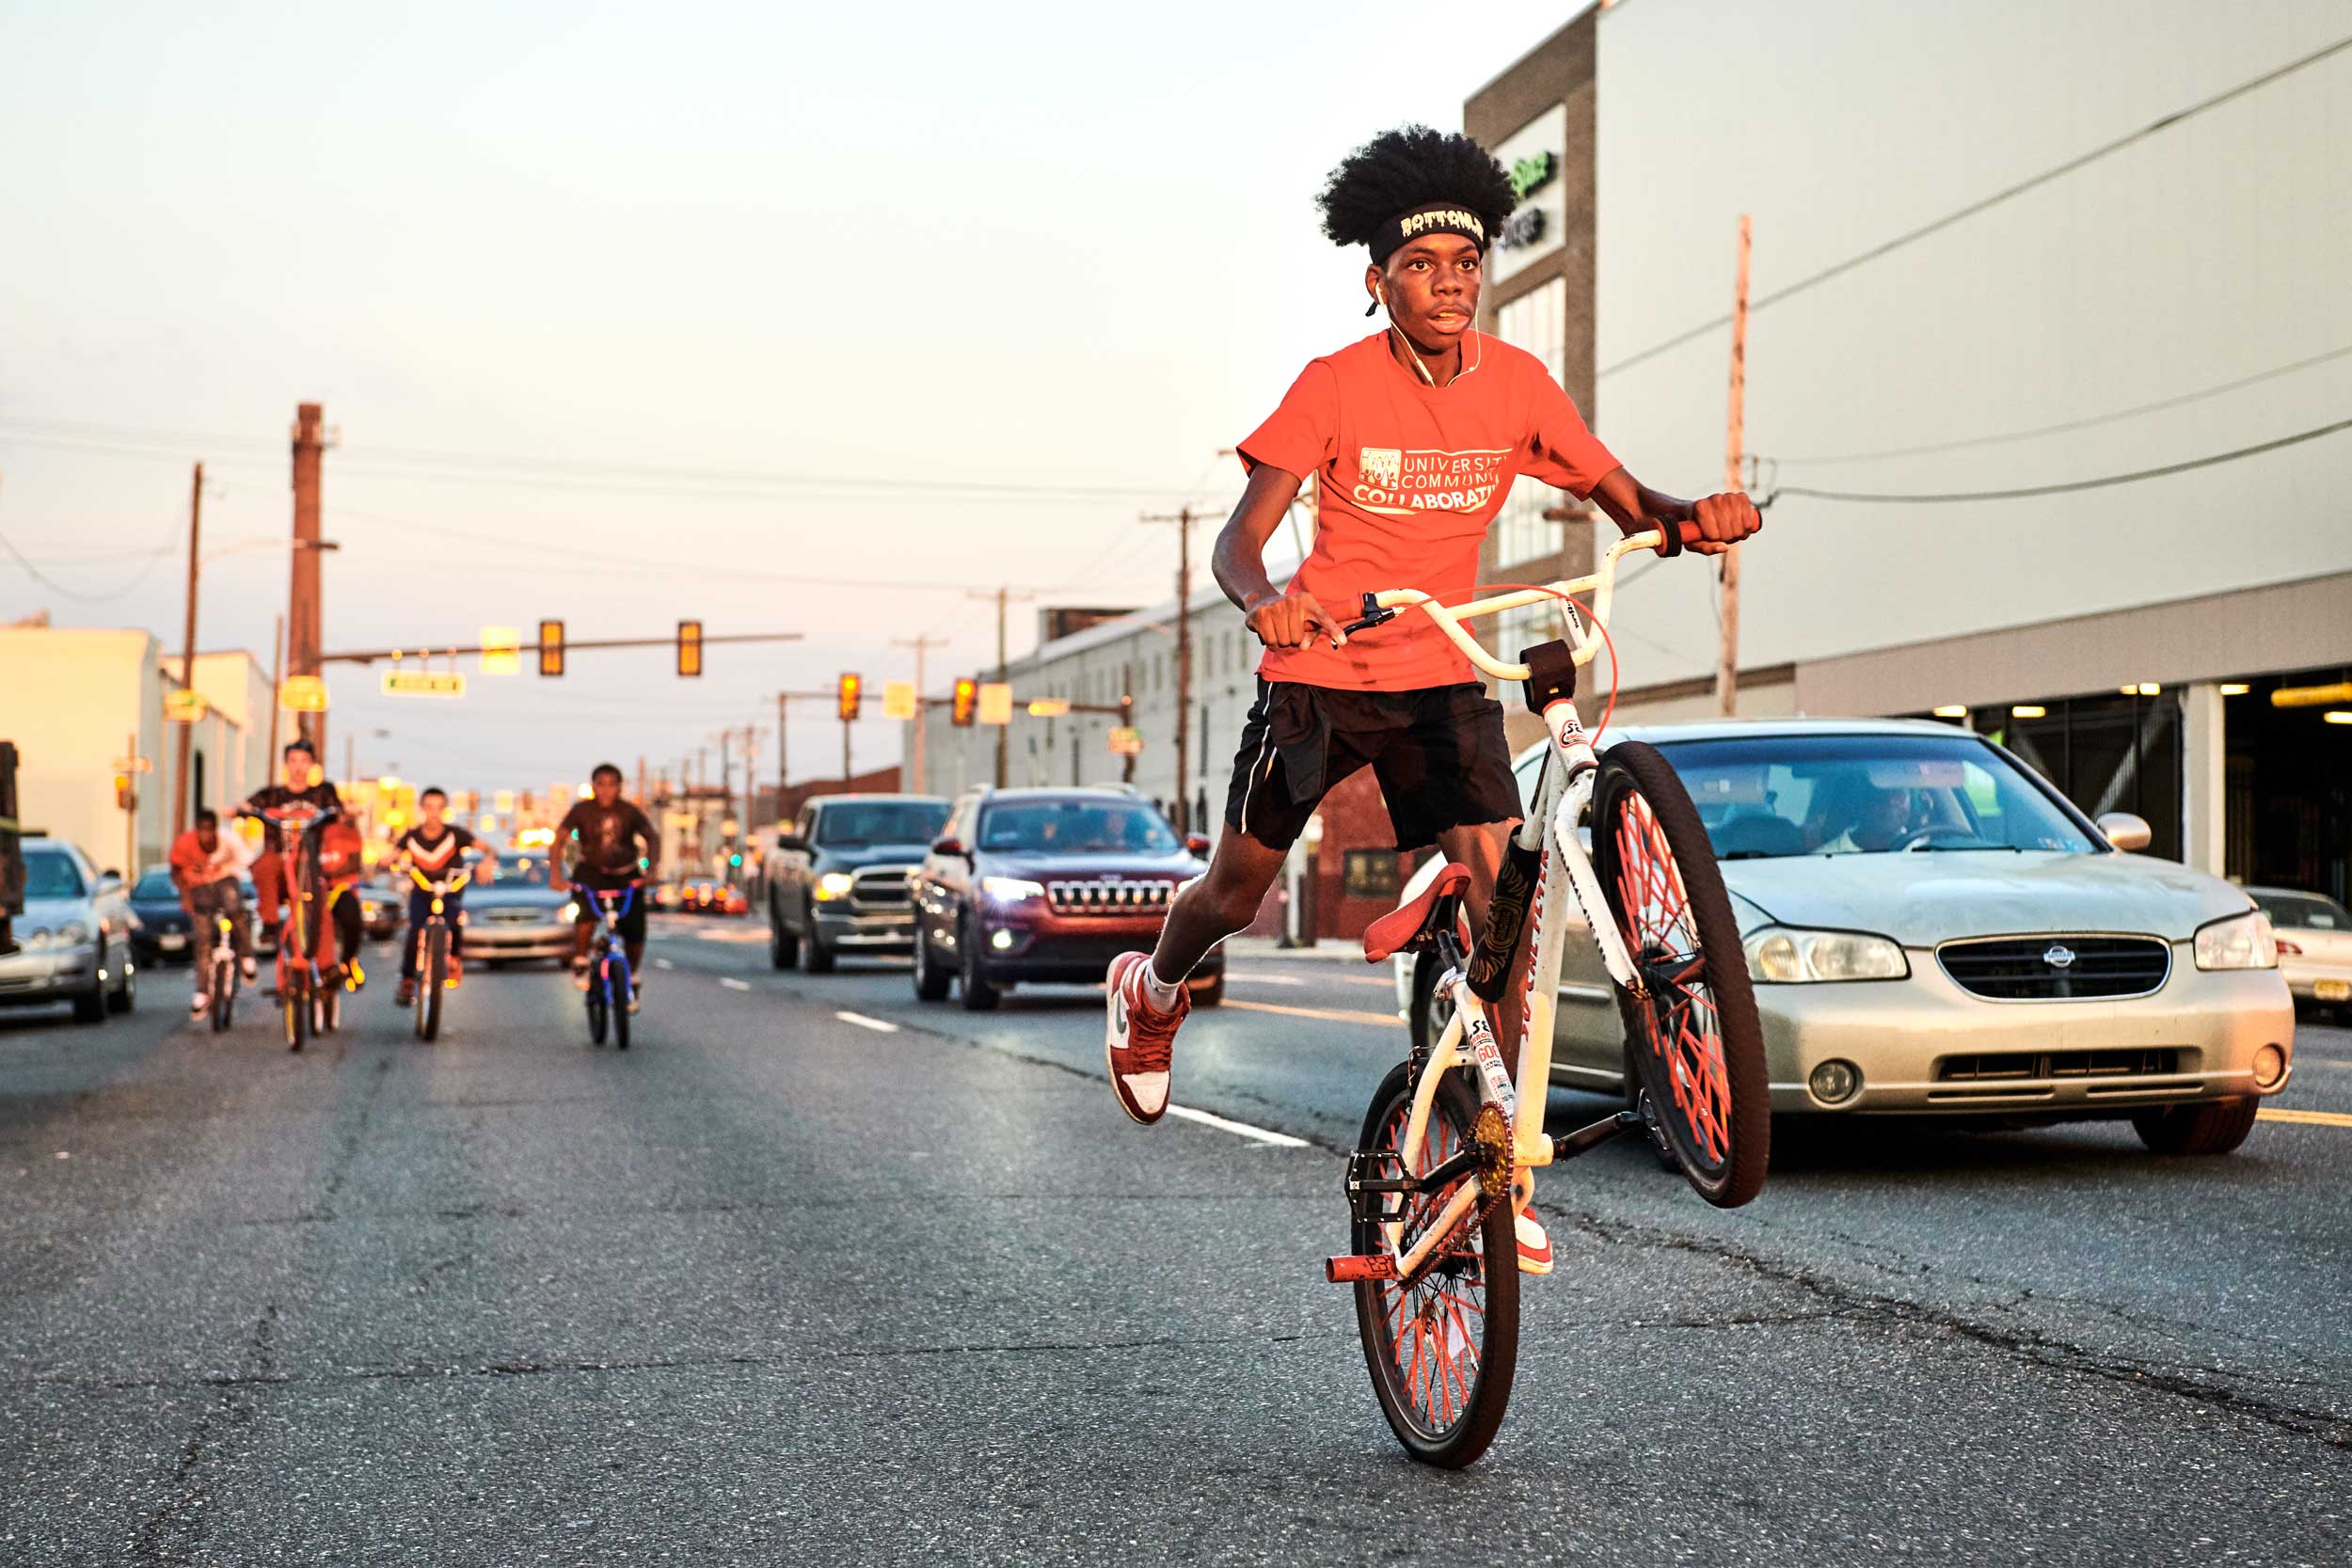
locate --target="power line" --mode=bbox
[0,515,182,604]
[1597,33,2352,382]
[1765,341,2352,467]
[1765,414,2352,505]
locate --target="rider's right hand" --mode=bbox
[1244,587,1348,651]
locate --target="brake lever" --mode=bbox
[1342,592,1398,636]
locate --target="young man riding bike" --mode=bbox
[1104,126,1763,1273]
[389,786,498,1007]
[167,807,256,1016]
[243,739,366,992]
[550,764,660,1013]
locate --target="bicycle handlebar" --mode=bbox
[1343,523,1698,682]
[406,867,472,895]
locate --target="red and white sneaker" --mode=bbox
[1515,1207,1554,1276]
[1104,951,1188,1126]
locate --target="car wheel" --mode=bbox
[803,927,836,974]
[912,925,951,1002]
[108,953,136,1015]
[1188,972,1224,1008]
[72,969,107,1025]
[958,920,999,1012]
[2132,1096,2260,1156]
[771,915,800,972]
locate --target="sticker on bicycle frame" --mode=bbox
[1462,1010,1517,1120]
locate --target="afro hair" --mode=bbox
[1317,125,1518,251]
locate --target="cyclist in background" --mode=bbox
[243,739,366,990]
[550,763,660,1013]
[167,807,255,1016]
[1102,126,1762,1275]
[389,786,497,1007]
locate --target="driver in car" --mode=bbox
[1821,784,1919,854]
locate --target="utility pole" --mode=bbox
[1715,215,1751,718]
[172,462,203,839]
[288,403,328,753]
[776,692,789,819]
[966,588,1033,787]
[1139,509,1199,829]
[892,633,949,794]
[264,614,284,768]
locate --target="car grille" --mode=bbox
[850,866,915,909]
[1937,1048,2182,1082]
[1046,879,1176,916]
[487,907,556,924]
[1936,935,2170,1000]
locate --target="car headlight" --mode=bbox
[561,901,580,922]
[2194,909,2278,972]
[1744,926,1908,983]
[814,872,855,902]
[53,921,92,949]
[980,876,1046,905]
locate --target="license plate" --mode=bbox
[159,933,187,951]
[2317,979,2351,1003]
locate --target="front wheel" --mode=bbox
[586,986,609,1046]
[1352,1061,1519,1468]
[284,978,309,1053]
[417,927,448,1042]
[911,925,951,1002]
[958,920,999,1012]
[212,957,236,1033]
[770,912,800,971]
[2133,1096,2259,1155]
[1593,741,1771,1210]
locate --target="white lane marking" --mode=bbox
[1225,974,1306,988]
[835,1010,899,1034]
[719,977,753,991]
[697,928,769,945]
[654,958,676,971]
[1164,1103,1309,1148]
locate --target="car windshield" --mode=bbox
[1652,733,2100,859]
[2251,891,2351,930]
[977,800,1179,855]
[24,852,86,899]
[816,801,949,847]
[498,854,553,887]
[134,869,179,900]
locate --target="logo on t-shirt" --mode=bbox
[1351,447,1511,516]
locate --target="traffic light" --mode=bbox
[538,619,565,677]
[836,673,863,721]
[951,677,978,727]
[676,619,704,677]
[113,772,135,811]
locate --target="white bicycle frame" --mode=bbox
[1375,528,1681,1278]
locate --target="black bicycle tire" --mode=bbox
[586,952,609,1045]
[1351,1061,1520,1468]
[1592,741,1770,1209]
[612,977,631,1051]
[419,927,447,1042]
[212,954,234,1033]
[285,977,308,1053]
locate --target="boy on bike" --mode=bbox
[550,764,660,1013]
[1104,126,1762,1273]
[243,739,366,991]
[167,807,255,1016]
[389,786,497,1007]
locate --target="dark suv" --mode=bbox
[911,786,1220,1011]
[769,794,949,973]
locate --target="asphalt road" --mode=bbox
[5,915,2348,1565]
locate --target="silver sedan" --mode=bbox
[1395,720,2296,1157]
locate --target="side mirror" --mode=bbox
[777,833,809,853]
[930,836,966,858]
[1184,833,1211,857]
[2095,812,2152,852]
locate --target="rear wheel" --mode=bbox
[2133,1096,2259,1155]
[1593,741,1771,1210]
[313,981,340,1036]
[1188,972,1225,1008]
[1352,1062,1518,1469]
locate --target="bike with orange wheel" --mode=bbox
[1327,521,1770,1467]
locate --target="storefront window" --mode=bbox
[1492,278,1566,572]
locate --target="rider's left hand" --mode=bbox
[1681,491,1763,556]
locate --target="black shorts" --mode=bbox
[1223,679,1520,853]
[573,873,648,942]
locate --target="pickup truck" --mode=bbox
[768,793,950,973]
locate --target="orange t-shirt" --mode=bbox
[1237,330,1618,691]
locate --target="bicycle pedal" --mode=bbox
[1325,1254,1399,1284]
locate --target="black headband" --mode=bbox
[1369,202,1488,264]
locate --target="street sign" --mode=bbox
[977,682,1013,726]
[164,689,210,723]
[480,626,522,676]
[1107,726,1142,756]
[882,680,917,721]
[382,671,468,699]
[109,755,154,774]
[1026,698,1071,718]
[279,675,329,712]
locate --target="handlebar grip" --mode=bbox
[1653,521,1700,559]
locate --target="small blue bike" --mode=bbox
[581,880,642,1051]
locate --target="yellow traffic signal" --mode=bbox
[951,677,978,727]
[837,673,863,721]
[676,619,704,678]
[113,772,135,811]
[538,619,565,677]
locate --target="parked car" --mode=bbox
[1391,720,2295,1156]
[129,867,268,964]
[355,877,400,942]
[912,785,1218,1011]
[2247,885,2352,1020]
[461,852,574,966]
[0,836,137,1022]
[771,794,949,973]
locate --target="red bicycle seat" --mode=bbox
[1361,864,1471,964]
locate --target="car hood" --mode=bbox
[1721,851,2251,945]
[467,885,570,911]
[130,895,189,924]
[814,843,934,870]
[979,851,1205,881]
[17,895,96,927]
